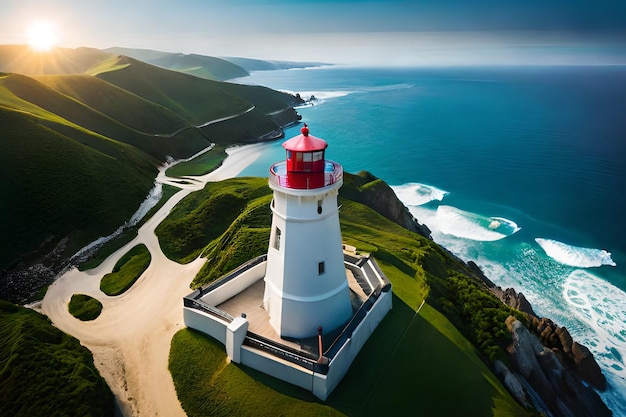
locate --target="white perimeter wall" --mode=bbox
[183,258,393,401]
[200,263,266,306]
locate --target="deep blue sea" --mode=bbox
[234,66,626,414]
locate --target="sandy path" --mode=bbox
[39,143,270,416]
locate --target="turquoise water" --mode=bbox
[235,66,626,414]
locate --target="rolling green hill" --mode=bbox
[105,47,249,80]
[34,74,190,134]
[0,107,156,300]
[95,56,251,125]
[0,46,303,303]
[0,300,114,417]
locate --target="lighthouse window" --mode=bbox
[303,152,312,162]
[318,261,325,275]
[273,227,281,251]
[313,151,323,161]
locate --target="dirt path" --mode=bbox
[39,143,270,416]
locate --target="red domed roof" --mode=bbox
[282,124,328,152]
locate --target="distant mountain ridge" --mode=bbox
[0,44,329,81]
[104,47,249,80]
[0,45,305,302]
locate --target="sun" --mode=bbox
[26,20,60,52]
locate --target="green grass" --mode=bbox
[0,300,114,417]
[169,328,342,417]
[100,244,151,296]
[96,56,252,126]
[0,107,155,274]
[155,177,271,264]
[35,74,191,135]
[68,294,103,321]
[165,145,228,177]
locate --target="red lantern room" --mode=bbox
[269,124,343,190]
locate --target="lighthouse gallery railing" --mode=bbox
[269,160,343,189]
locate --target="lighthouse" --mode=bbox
[263,124,352,339]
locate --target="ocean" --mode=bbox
[233,65,626,414]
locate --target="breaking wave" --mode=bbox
[391,183,448,206]
[436,205,521,241]
[535,238,616,267]
[563,270,626,408]
[284,90,351,107]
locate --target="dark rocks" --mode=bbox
[572,342,607,391]
[527,316,607,392]
[505,317,612,417]
[492,286,537,317]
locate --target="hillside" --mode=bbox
[105,47,249,80]
[0,300,114,417]
[0,49,304,303]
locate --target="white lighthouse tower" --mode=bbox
[263,124,352,339]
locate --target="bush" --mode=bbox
[100,244,151,295]
[68,294,103,321]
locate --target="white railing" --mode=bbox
[268,160,343,189]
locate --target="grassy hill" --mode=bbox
[0,47,304,303]
[35,74,190,134]
[161,175,531,416]
[105,47,249,80]
[0,107,157,301]
[0,300,114,417]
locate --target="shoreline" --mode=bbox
[38,142,271,416]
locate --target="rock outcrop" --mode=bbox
[504,317,611,417]
[341,171,432,239]
[492,286,537,317]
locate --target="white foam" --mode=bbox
[535,238,617,267]
[408,200,626,413]
[279,89,351,107]
[391,182,449,206]
[436,205,520,242]
[563,270,626,399]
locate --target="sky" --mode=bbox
[1,0,626,66]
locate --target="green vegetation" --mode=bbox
[100,244,151,296]
[0,300,114,417]
[155,177,271,265]
[68,294,103,321]
[104,47,249,81]
[165,145,228,177]
[170,329,341,417]
[0,107,155,280]
[165,175,531,416]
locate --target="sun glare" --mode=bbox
[26,20,60,52]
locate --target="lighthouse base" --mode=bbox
[182,252,392,400]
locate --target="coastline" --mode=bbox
[38,142,271,416]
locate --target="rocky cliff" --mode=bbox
[492,288,610,417]
[341,171,432,239]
